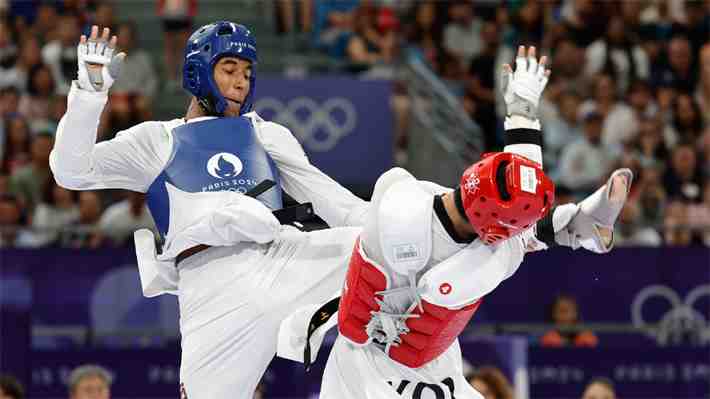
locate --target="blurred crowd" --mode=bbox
[0,0,709,249]
[0,0,172,249]
[287,0,710,247]
[0,364,621,399]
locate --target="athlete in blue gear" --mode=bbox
[50,22,367,399]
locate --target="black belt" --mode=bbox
[303,296,340,371]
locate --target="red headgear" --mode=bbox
[458,152,555,245]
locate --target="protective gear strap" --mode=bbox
[386,298,481,368]
[536,206,558,248]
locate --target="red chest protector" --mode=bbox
[338,238,482,368]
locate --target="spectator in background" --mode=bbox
[0,86,20,117]
[560,0,607,48]
[581,377,616,399]
[31,2,59,42]
[404,1,443,70]
[663,200,694,246]
[558,111,614,193]
[626,80,657,122]
[633,116,669,166]
[466,366,513,399]
[554,184,576,206]
[41,12,80,94]
[68,364,111,399]
[8,132,52,212]
[99,191,155,246]
[687,181,710,246]
[508,0,544,48]
[0,174,8,196]
[157,0,197,88]
[669,93,704,144]
[0,20,18,89]
[579,73,636,149]
[32,176,79,247]
[696,44,710,126]
[663,143,704,202]
[65,191,104,249]
[344,4,397,73]
[5,35,43,93]
[634,163,667,229]
[653,35,697,93]
[313,0,359,58]
[91,2,117,34]
[2,114,31,174]
[614,199,662,247]
[18,63,55,125]
[0,194,33,248]
[681,0,709,54]
[275,0,313,35]
[584,15,649,95]
[466,20,503,149]
[0,374,23,399]
[103,92,147,141]
[112,22,158,104]
[547,37,589,98]
[111,22,158,104]
[542,90,583,171]
[443,0,483,66]
[541,294,598,347]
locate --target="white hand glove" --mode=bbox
[76,26,126,92]
[501,45,550,120]
[553,169,634,253]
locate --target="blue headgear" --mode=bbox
[182,21,258,116]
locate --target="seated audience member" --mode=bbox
[581,377,617,399]
[0,374,24,399]
[67,364,112,399]
[540,294,598,347]
[467,366,513,399]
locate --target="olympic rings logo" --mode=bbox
[631,284,710,346]
[254,97,358,152]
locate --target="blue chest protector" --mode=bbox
[146,117,283,239]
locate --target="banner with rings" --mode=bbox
[254,77,393,188]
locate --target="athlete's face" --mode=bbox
[213,57,252,117]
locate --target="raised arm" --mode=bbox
[498,47,632,253]
[50,25,168,193]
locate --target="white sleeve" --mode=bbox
[503,115,543,166]
[50,83,171,192]
[255,121,368,227]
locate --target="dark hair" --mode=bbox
[672,94,704,138]
[0,374,24,399]
[467,366,513,399]
[0,86,20,97]
[27,63,55,96]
